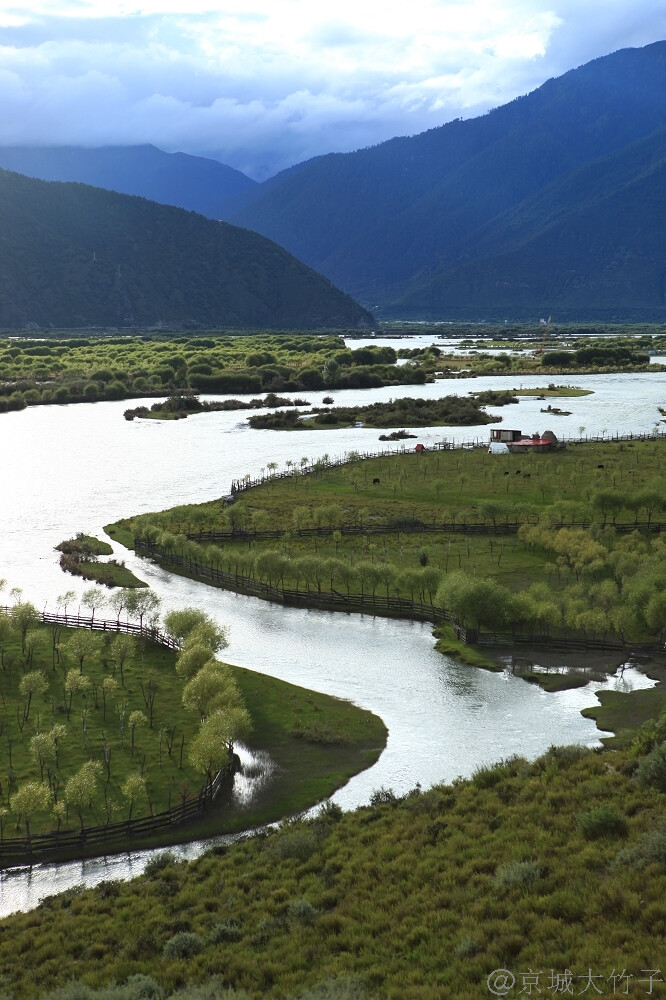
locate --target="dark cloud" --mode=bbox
[0,1,664,179]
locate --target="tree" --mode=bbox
[62,630,102,674]
[175,641,212,680]
[122,772,147,821]
[29,731,57,781]
[124,589,161,629]
[64,669,91,720]
[101,675,118,720]
[189,707,252,790]
[81,586,107,621]
[10,602,40,653]
[109,633,136,686]
[164,608,228,652]
[11,781,51,840]
[64,761,103,830]
[182,661,241,721]
[18,670,48,721]
[128,710,148,756]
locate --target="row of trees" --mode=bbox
[146,531,442,605]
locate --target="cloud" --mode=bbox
[0,0,664,178]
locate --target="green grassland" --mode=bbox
[0,614,385,847]
[3,739,666,999]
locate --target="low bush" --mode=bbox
[577,805,627,839]
[162,932,204,959]
[613,826,666,869]
[493,860,543,892]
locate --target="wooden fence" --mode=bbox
[0,767,231,868]
[0,610,232,869]
[189,518,666,545]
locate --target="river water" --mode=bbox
[0,361,663,915]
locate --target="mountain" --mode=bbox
[224,41,666,319]
[0,169,373,329]
[389,128,666,320]
[0,145,256,217]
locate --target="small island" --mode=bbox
[124,393,310,421]
[247,395,501,430]
[56,534,146,588]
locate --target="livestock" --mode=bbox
[372,478,380,485]
[597,464,605,469]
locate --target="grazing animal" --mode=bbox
[504,471,510,475]
[514,469,521,475]
[522,472,531,479]
[372,477,380,485]
[597,464,605,469]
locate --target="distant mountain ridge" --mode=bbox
[224,41,666,319]
[0,169,373,329]
[0,144,256,217]
[2,42,666,320]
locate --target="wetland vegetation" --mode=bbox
[3,736,666,999]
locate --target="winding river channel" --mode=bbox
[1,356,664,915]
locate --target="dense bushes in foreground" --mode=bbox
[2,737,666,998]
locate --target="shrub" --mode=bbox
[208,920,242,943]
[454,935,479,958]
[472,762,512,789]
[270,827,319,861]
[613,827,666,869]
[369,787,397,806]
[493,860,543,892]
[144,850,178,876]
[122,975,164,999]
[288,898,320,924]
[635,746,666,791]
[577,805,627,840]
[296,979,373,999]
[162,931,203,959]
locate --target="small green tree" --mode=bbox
[11,781,51,840]
[29,731,57,781]
[65,761,103,831]
[62,630,103,675]
[128,710,148,756]
[18,670,48,722]
[122,771,147,821]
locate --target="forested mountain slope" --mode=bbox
[226,41,666,317]
[0,170,372,329]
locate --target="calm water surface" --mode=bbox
[0,364,663,914]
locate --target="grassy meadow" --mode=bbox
[108,438,666,658]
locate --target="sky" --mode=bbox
[0,1,665,180]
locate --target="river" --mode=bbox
[0,362,663,915]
